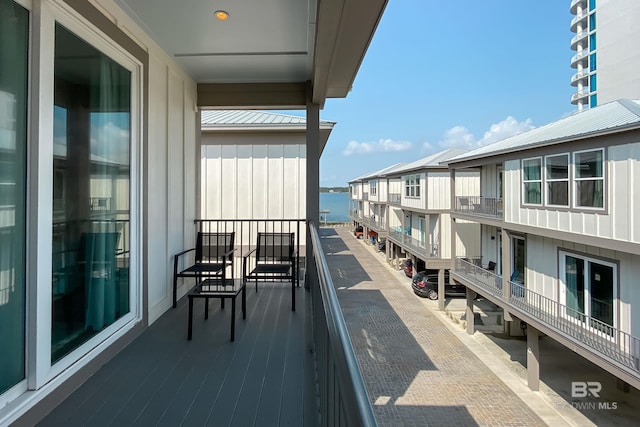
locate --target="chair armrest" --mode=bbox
[242,248,257,259]
[173,248,196,275]
[222,247,237,258]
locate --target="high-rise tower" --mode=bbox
[570,0,640,110]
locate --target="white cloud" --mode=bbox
[342,138,412,155]
[435,116,534,150]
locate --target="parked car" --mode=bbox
[377,238,386,251]
[402,259,413,277]
[411,270,467,300]
[354,225,363,239]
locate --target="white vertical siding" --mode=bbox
[426,172,450,210]
[505,143,640,245]
[200,143,306,220]
[379,180,388,203]
[455,219,480,258]
[455,171,480,196]
[146,59,198,323]
[480,164,499,197]
[480,225,499,268]
[400,173,425,209]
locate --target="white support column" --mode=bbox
[527,324,540,391]
[466,287,475,335]
[437,268,445,311]
[501,229,512,300]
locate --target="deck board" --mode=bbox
[38,282,314,427]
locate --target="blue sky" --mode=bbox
[317,1,576,187]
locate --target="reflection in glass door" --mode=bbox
[0,0,28,394]
[51,24,131,362]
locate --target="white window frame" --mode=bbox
[30,2,143,389]
[573,148,605,210]
[544,153,569,207]
[404,174,420,198]
[522,157,542,206]
[369,179,377,196]
[559,250,617,336]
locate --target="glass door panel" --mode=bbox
[0,0,28,394]
[589,262,613,327]
[52,24,131,363]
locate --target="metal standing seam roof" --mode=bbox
[447,99,640,164]
[346,148,467,183]
[201,110,335,128]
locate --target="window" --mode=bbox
[589,53,597,72]
[589,74,597,92]
[404,174,420,198]
[574,149,604,209]
[0,0,28,394]
[589,33,596,52]
[589,0,596,11]
[369,180,377,196]
[51,24,132,362]
[561,251,615,330]
[522,158,542,205]
[590,94,598,108]
[545,154,569,206]
[589,13,596,31]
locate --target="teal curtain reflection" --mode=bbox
[565,256,584,319]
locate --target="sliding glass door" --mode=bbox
[0,0,28,394]
[51,24,131,362]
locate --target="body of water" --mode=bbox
[319,192,350,222]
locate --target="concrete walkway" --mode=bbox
[321,227,568,427]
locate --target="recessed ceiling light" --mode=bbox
[214,10,229,21]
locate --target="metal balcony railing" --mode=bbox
[361,215,384,231]
[309,223,377,427]
[387,229,439,258]
[388,193,401,205]
[454,196,503,218]
[453,258,640,378]
[350,210,363,221]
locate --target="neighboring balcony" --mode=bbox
[571,70,589,86]
[387,228,439,259]
[570,10,589,32]
[570,50,589,68]
[572,89,590,104]
[349,209,363,222]
[570,30,588,50]
[453,196,503,219]
[388,193,401,205]
[361,214,386,233]
[452,258,640,390]
[570,0,586,14]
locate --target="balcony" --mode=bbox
[453,196,503,219]
[571,70,589,86]
[361,214,386,233]
[452,258,640,389]
[350,209,363,222]
[570,30,589,50]
[39,222,376,426]
[572,89,590,103]
[388,193,401,205]
[570,50,589,68]
[570,10,589,32]
[570,0,586,14]
[388,228,439,259]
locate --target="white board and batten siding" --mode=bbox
[525,234,640,337]
[505,144,640,245]
[201,143,306,220]
[426,172,450,210]
[146,49,198,323]
[378,179,388,203]
[455,170,481,197]
[480,164,500,198]
[400,173,425,209]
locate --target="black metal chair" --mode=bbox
[173,232,235,308]
[243,232,297,311]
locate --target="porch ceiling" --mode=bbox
[114,0,388,107]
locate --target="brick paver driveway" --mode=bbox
[321,227,546,427]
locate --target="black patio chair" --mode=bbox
[172,232,235,308]
[243,232,297,311]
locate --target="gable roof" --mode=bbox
[386,148,467,174]
[447,99,640,165]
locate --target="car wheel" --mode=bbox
[427,289,438,300]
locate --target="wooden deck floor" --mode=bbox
[38,283,317,427]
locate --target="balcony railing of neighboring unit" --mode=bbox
[571,70,589,85]
[362,215,385,231]
[571,90,590,102]
[454,196,503,218]
[309,222,378,427]
[388,193,401,205]
[570,0,586,13]
[388,229,439,258]
[570,30,589,50]
[350,210,363,221]
[453,258,640,379]
[570,10,589,30]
